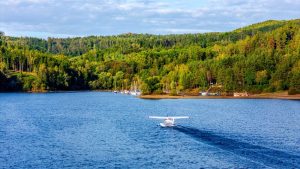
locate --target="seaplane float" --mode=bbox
[149,116,189,127]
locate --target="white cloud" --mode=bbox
[0,0,50,5]
[156,28,213,34]
[0,0,299,37]
[114,16,126,21]
[117,2,146,10]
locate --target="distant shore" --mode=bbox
[1,90,300,100]
[139,92,300,100]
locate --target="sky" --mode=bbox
[0,0,299,38]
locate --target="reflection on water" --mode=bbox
[174,126,300,168]
[0,92,299,168]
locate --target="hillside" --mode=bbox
[0,19,299,94]
[235,19,300,33]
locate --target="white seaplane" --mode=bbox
[149,116,189,127]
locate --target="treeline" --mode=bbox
[0,19,299,94]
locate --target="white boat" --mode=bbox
[130,81,141,96]
[149,116,189,127]
[130,90,141,96]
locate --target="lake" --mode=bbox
[0,92,299,168]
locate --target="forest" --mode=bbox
[0,19,299,95]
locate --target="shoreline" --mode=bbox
[0,89,112,93]
[139,92,300,100]
[1,90,300,100]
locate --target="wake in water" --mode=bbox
[173,126,300,168]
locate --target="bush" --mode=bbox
[22,76,36,91]
[153,89,163,95]
[170,89,178,96]
[288,87,300,95]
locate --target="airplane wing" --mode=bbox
[169,116,189,119]
[149,116,169,119]
[149,116,189,119]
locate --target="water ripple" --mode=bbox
[174,126,300,168]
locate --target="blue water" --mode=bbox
[0,92,299,168]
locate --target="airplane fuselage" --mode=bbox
[160,118,175,127]
[149,116,189,127]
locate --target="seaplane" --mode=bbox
[149,116,189,127]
